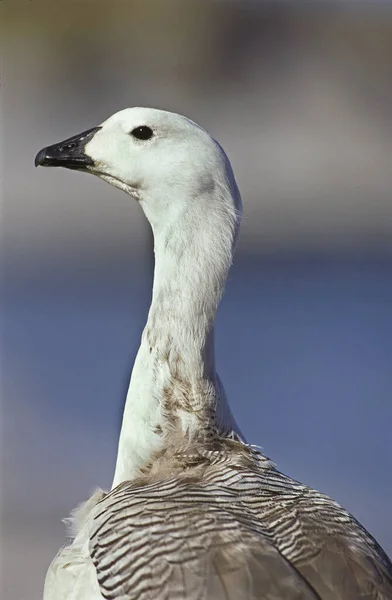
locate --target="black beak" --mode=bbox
[34,126,101,170]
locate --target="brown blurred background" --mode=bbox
[2,1,392,599]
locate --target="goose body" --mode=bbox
[35,108,392,600]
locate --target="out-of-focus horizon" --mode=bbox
[2,2,392,599]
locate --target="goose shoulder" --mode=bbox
[86,440,392,600]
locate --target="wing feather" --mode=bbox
[90,485,319,600]
[88,443,392,599]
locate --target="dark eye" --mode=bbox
[130,126,153,141]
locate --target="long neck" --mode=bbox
[112,191,242,488]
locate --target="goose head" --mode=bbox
[35,107,242,234]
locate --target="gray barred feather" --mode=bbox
[89,439,392,600]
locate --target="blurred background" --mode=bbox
[2,1,392,598]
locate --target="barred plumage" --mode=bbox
[87,440,392,600]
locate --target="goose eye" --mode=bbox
[130,126,153,141]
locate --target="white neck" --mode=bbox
[112,182,242,488]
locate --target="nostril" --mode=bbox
[62,142,77,151]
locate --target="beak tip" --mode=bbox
[34,148,47,167]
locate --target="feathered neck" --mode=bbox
[112,181,242,488]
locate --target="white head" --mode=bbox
[36,107,242,238]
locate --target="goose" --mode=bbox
[35,107,392,600]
